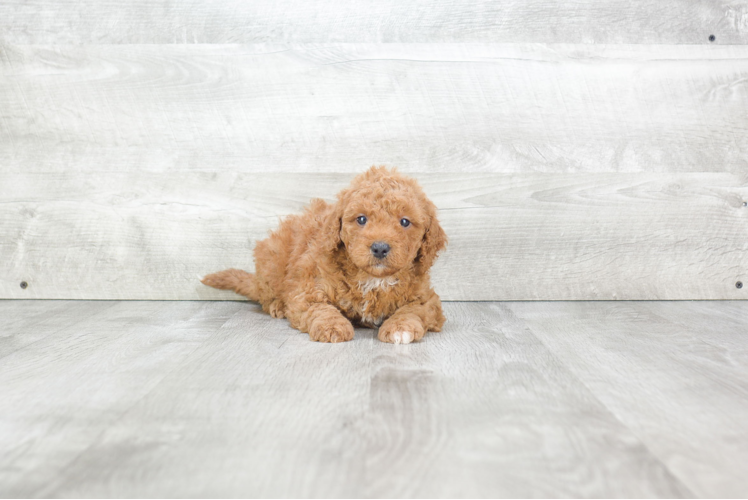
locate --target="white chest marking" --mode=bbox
[358,278,398,295]
[358,277,399,295]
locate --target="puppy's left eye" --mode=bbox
[400,218,411,228]
[356,215,367,226]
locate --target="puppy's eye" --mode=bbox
[356,215,367,226]
[400,218,411,228]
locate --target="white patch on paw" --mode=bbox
[391,330,414,344]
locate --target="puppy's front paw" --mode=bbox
[378,314,425,344]
[309,317,355,343]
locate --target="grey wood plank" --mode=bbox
[0,300,119,359]
[2,44,747,175]
[642,301,748,354]
[1,300,79,332]
[506,300,748,498]
[0,0,745,44]
[1,172,745,300]
[0,300,244,498]
[4,302,691,498]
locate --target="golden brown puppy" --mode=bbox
[202,166,447,344]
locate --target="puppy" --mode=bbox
[201,166,447,344]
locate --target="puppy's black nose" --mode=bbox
[370,241,391,260]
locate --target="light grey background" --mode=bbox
[1,1,747,300]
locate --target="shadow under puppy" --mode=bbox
[202,166,447,344]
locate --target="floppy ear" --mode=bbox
[415,209,447,274]
[319,198,344,254]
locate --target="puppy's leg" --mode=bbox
[286,299,354,343]
[201,269,259,301]
[378,291,445,344]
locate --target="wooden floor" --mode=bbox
[1,300,747,498]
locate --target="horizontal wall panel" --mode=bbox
[0,0,746,44]
[1,172,745,301]
[2,44,748,175]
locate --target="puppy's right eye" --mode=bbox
[356,215,367,226]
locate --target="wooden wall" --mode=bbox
[1,1,747,300]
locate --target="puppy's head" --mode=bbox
[324,166,447,277]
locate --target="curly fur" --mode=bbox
[202,166,447,344]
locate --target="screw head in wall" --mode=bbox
[20,281,28,289]
[709,34,716,42]
[737,281,744,289]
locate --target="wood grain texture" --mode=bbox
[1,0,746,44]
[0,300,244,498]
[0,301,701,497]
[1,172,746,301]
[2,44,748,175]
[0,300,118,358]
[507,300,748,497]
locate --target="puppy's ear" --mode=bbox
[319,199,344,253]
[416,206,447,274]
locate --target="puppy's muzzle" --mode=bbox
[370,241,391,260]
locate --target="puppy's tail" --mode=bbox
[201,269,260,301]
